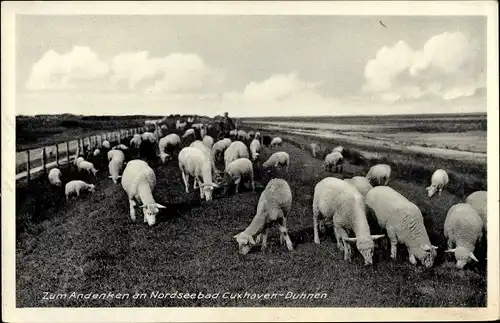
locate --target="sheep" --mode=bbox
[249,139,262,161]
[65,180,95,201]
[102,140,111,149]
[224,141,250,169]
[233,178,293,255]
[108,149,124,161]
[229,129,238,138]
[262,135,272,147]
[112,144,129,150]
[160,124,168,132]
[182,128,195,138]
[237,130,250,141]
[130,134,142,149]
[465,191,487,230]
[222,158,255,194]
[262,151,290,172]
[365,186,438,268]
[190,140,222,181]
[333,146,344,154]
[139,138,158,163]
[75,157,85,167]
[178,147,219,201]
[108,152,126,184]
[426,169,449,197]
[312,177,384,265]
[270,137,283,148]
[365,164,391,186]
[343,176,373,197]
[211,138,232,161]
[248,131,255,138]
[176,120,187,129]
[77,160,99,176]
[158,133,182,163]
[121,159,166,226]
[202,135,214,149]
[324,151,343,172]
[141,132,156,142]
[48,168,63,187]
[444,203,483,269]
[93,149,100,156]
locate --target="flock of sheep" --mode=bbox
[45,119,488,270]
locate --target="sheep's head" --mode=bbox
[418,244,439,268]
[140,203,166,226]
[445,247,478,269]
[344,235,385,265]
[233,232,256,255]
[159,152,170,163]
[86,184,96,193]
[53,180,62,187]
[425,185,438,197]
[201,183,219,201]
[252,152,260,161]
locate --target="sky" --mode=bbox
[15,14,487,117]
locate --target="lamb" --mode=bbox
[312,177,384,265]
[224,141,250,169]
[74,156,85,167]
[222,158,255,194]
[262,151,290,172]
[65,180,95,201]
[121,159,166,226]
[158,133,182,163]
[77,160,99,176]
[343,176,373,197]
[211,138,232,161]
[332,146,344,154]
[270,137,283,148]
[249,139,262,161]
[426,169,449,197]
[178,147,219,201]
[102,140,111,149]
[202,135,214,149]
[93,149,100,156]
[365,164,391,186]
[324,151,343,172]
[48,168,63,187]
[182,128,195,138]
[130,134,142,148]
[465,191,487,230]
[444,203,483,269]
[108,151,126,184]
[233,178,293,255]
[365,186,438,268]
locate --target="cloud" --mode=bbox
[26,46,110,91]
[363,32,485,102]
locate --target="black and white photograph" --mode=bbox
[2,1,499,322]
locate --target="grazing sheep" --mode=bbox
[93,149,100,156]
[233,178,293,255]
[249,139,262,161]
[182,128,195,138]
[158,133,182,163]
[262,135,272,147]
[102,140,111,149]
[262,151,290,172]
[313,177,384,265]
[365,186,438,268]
[176,120,187,129]
[141,132,156,142]
[139,138,157,163]
[108,152,125,184]
[324,152,343,172]
[465,191,487,230]
[108,149,124,162]
[333,146,344,154]
[211,138,232,161]
[270,137,283,148]
[65,180,95,201]
[160,124,168,132]
[48,168,63,187]
[444,203,483,269]
[130,134,142,149]
[426,169,449,197]
[190,140,222,181]
[237,130,250,141]
[74,157,85,167]
[121,159,166,226]
[248,131,255,138]
[178,147,219,201]
[229,129,238,138]
[77,160,98,176]
[366,164,391,186]
[343,176,373,197]
[202,135,214,149]
[224,141,250,169]
[222,158,255,194]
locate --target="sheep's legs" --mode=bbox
[447,238,453,249]
[277,219,293,251]
[129,199,136,221]
[333,226,344,251]
[234,177,241,194]
[313,203,321,244]
[261,227,269,252]
[180,170,189,193]
[386,227,398,259]
[279,217,288,245]
[250,176,255,192]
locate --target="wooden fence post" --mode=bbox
[66,142,70,166]
[118,130,121,144]
[26,150,31,183]
[56,144,60,166]
[42,147,47,175]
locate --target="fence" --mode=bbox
[15,126,152,183]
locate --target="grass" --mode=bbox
[15,125,487,307]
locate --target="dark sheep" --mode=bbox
[262,135,272,147]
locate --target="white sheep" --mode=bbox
[366,164,391,186]
[333,146,344,154]
[102,140,110,149]
[121,159,166,226]
[229,129,238,137]
[108,149,124,161]
[343,176,373,197]
[113,144,129,150]
[270,137,283,148]
[176,120,187,129]
[141,132,156,142]
[262,151,290,172]
[365,186,438,267]
[465,191,487,230]
[108,152,125,184]
[130,134,142,148]
[233,178,293,254]
[444,203,483,269]
[158,133,182,163]
[182,128,195,138]
[249,139,262,161]
[426,169,449,197]
[223,158,255,194]
[211,138,232,161]
[74,157,85,167]
[237,130,250,140]
[93,149,100,156]
[48,168,63,187]
[190,140,221,179]
[65,180,95,201]
[324,151,343,172]
[312,177,384,265]
[248,131,255,138]
[160,124,168,131]
[202,135,214,149]
[178,147,219,201]
[77,160,99,176]
[224,141,250,169]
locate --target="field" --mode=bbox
[15,114,488,308]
